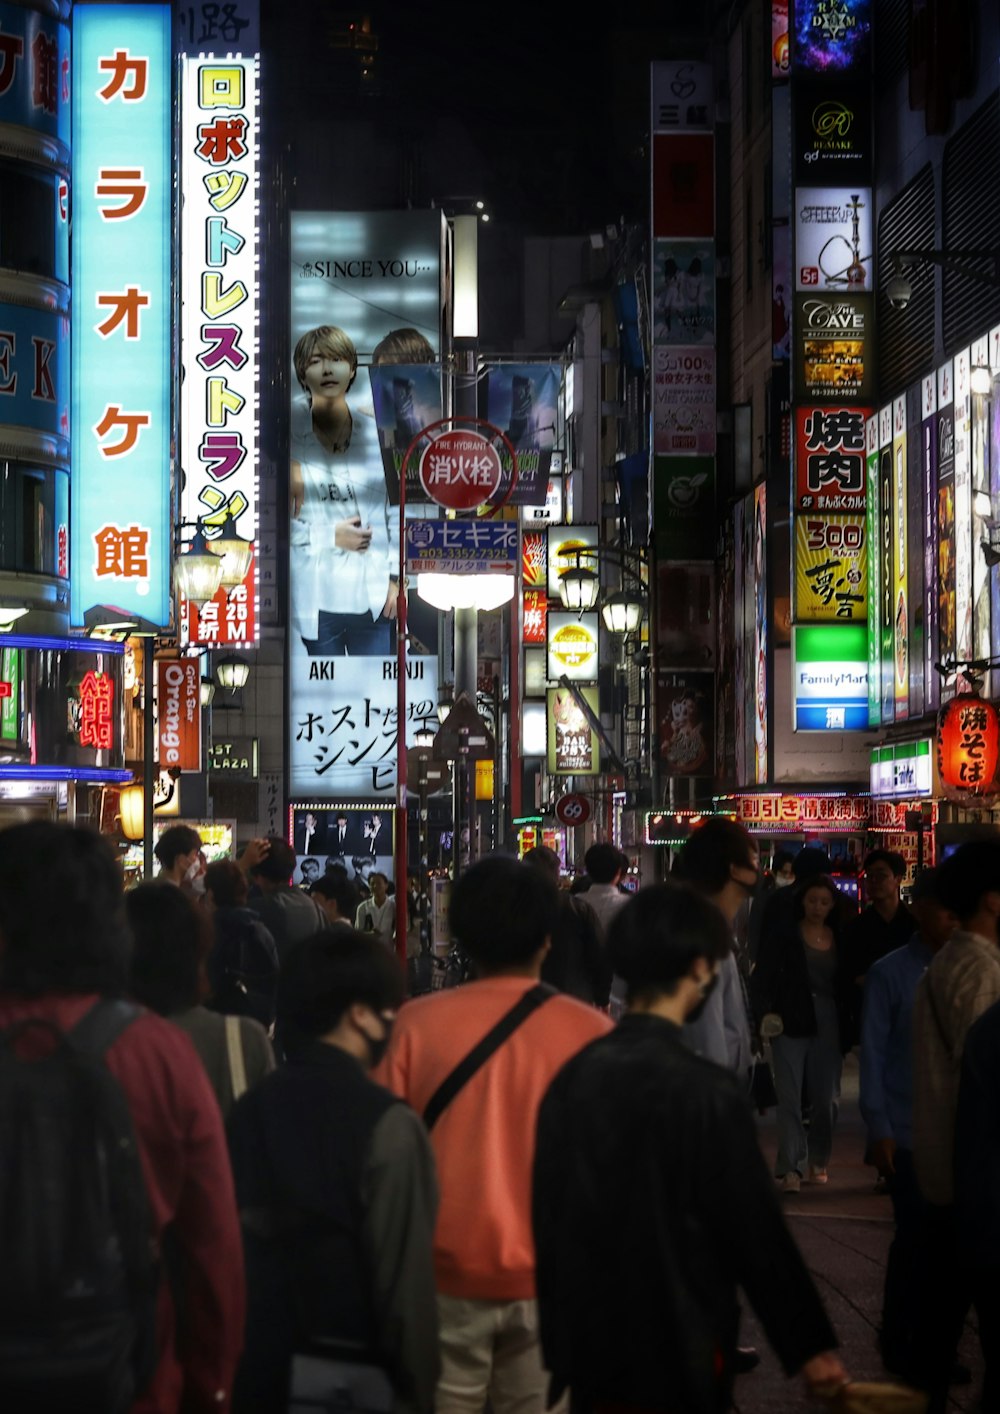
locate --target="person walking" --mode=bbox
[911,841,1000,1411]
[127,883,274,1119]
[228,931,439,1414]
[153,823,206,896]
[533,881,848,1414]
[522,845,611,1007]
[753,874,849,1191]
[355,871,395,951]
[0,822,245,1412]
[203,860,280,1028]
[859,868,956,1378]
[955,995,1000,1411]
[842,850,914,1046]
[377,855,611,1414]
[248,837,329,962]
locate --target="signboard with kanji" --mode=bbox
[418,429,503,510]
[404,520,517,576]
[795,406,869,510]
[794,513,867,622]
[156,658,202,772]
[70,5,171,629]
[180,50,259,646]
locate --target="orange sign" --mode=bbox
[157,658,202,772]
[936,696,1000,801]
[79,670,115,751]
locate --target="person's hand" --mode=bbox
[335,516,373,552]
[801,1351,850,1397]
[237,838,270,874]
[290,460,304,518]
[382,581,399,620]
[870,1136,896,1176]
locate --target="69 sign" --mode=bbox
[555,793,592,827]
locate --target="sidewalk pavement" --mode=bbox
[733,1056,984,1413]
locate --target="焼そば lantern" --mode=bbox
[936,696,1000,801]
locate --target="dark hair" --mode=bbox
[793,846,831,881]
[126,882,210,1015]
[371,327,435,365]
[277,930,404,1041]
[935,841,1000,925]
[0,823,130,996]
[674,818,756,894]
[864,849,906,879]
[449,855,559,970]
[251,836,296,883]
[773,850,795,872]
[794,874,843,927]
[607,882,732,1000]
[325,856,349,878]
[300,857,320,873]
[910,867,944,906]
[154,824,201,869]
[523,845,561,882]
[204,859,248,909]
[309,872,359,919]
[584,842,623,885]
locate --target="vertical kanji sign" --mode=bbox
[179,48,259,646]
[71,5,171,628]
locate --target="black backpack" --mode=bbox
[0,999,159,1412]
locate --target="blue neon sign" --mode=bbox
[70,4,171,629]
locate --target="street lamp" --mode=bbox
[559,566,600,614]
[216,653,250,692]
[556,546,648,632]
[207,518,254,588]
[200,676,216,708]
[174,521,223,605]
[601,588,645,635]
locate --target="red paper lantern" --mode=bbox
[936,695,1000,801]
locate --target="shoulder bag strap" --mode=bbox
[226,1013,249,1101]
[69,997,143,1057]
[423,984,555,1130]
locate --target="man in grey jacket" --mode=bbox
[673,818,756,1077]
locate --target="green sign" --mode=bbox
[654,456,716,559]
[1,648,20,743]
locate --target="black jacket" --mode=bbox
[955,999,1000,1268]
[533,1015,835,1413]
[541,893,612,1007]
[752,918,850,1049]
[207,906,280,1026]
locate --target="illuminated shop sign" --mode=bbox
[180,52,259,646]
[208,735,258,778]
[792,0,872,73]
[547,686,600,776]
[954,350,973,663]
[0,304,69,443]
[288,210,443,801]
[795,405,869,510]
[71,4,171,629]
[653,346,716,455]
[730,793,871,830]
[523,591,547,647]
[793,82,872,184]
[794,294,874,401]
[0,636,126,781]
[792,623,869,730]
[156,658,201,772]
[0,2,70,149]
[794,513,867,622]
[870,740,932,798]
[652,241,715,347]
[547,613,600,684]
[865,413,880,725]
[921,373,939,712]
[547,525,599,598]
[795,188,872,293]
[892,395,909,719]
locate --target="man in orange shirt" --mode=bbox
[378,855,611,1414]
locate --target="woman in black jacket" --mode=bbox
[752,874,849,1193]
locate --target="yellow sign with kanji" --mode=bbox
[794,512,867,623]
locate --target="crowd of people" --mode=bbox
[0,817,997,1414]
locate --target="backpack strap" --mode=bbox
[68,998,143,1057]
[226,1014,248,1101]
[422,984,555,1130]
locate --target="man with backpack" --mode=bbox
[0,822,245,1414]
[377,855,610,1414]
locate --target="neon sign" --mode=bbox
[180,51,259,646]
[78,670,114,750]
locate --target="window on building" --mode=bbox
[0,462,68,577]
[0,165,58,280]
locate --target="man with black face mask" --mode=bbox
[227,931,440,1414]
[534,882,849,1414]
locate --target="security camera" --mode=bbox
[886,271,912,310]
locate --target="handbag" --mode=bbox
[750,1056,778,1113]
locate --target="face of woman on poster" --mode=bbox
[302,352,355,404]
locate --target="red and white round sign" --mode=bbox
[418,429,503,510]
[555,793,592,827]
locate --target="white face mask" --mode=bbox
[774,874,794,888]
[185,858,206,896]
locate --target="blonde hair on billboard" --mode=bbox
[293,325,358,392]
[371,327,435,365]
